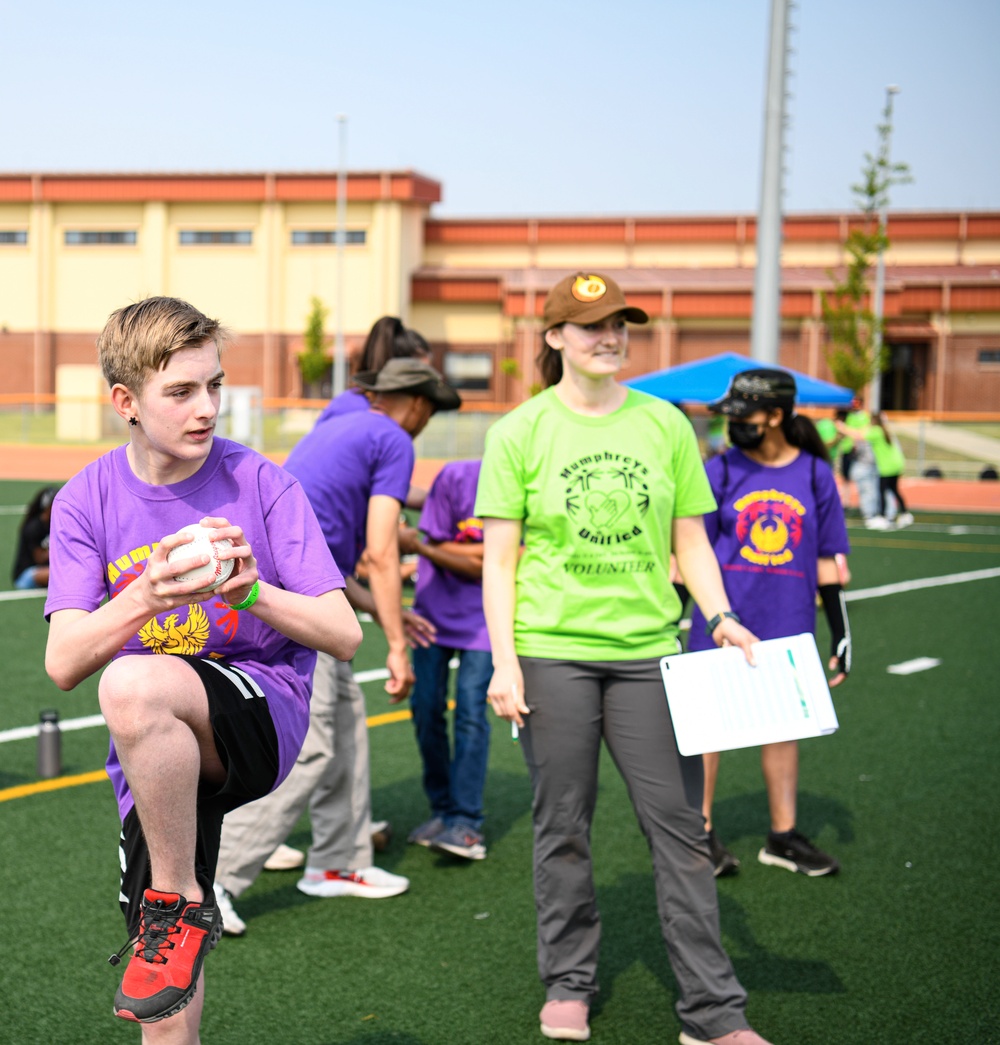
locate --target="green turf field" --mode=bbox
[1,479,998,1045]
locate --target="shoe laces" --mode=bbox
[108,896,181,968]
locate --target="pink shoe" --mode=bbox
[679,1029,774,1045]
[540,999,591,1041]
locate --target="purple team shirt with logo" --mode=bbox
[283,409,413,576]
[688,449,850,650]
[43,438,346,821]
[412,459,489,651]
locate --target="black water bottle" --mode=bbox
[37,709,62,779]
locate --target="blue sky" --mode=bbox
[4,0,997,216]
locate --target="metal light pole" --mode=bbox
[750,0,792,365]
[869,85,900,411]
[333,114,348,398]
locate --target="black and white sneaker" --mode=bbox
[759,829,840,876]
[707,828,740,877]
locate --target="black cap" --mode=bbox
[709,368,797,417]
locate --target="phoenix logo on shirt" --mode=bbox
[561,451,651,546]
[455,516,484,543]
[107,543,238,654]
[733,489,805,566]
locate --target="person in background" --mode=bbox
[43,296,361,1040]
[399,459,492,861]
[478,271,772,1045]
[258,315,435,877]
[12,486,57,589]
[867,412,913,528]
[838,403,882,527]
[686,368,851,880]
[317,315,431,424]
[213,359,460,933]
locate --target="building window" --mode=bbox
[291,230,367,245]
[978,349,1000,365]
[179,230,253,245]
[64,230,137,245]
[443,351,493,391]
[0,230,27,244]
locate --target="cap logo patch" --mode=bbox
[572,275,607,302]
[734,375,774,395]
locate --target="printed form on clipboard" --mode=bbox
[660,633,839,756]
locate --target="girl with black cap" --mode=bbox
[686,368,851,879]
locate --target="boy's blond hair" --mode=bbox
[97,297,230,392]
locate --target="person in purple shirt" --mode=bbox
[213,358,460,929]
[686,368,851,880]
[316,315,430,425]
[397,459,492,860]
[43,297,361,1039]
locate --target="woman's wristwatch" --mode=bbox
[705,610,741,636]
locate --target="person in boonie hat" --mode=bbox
[536,272,649,389]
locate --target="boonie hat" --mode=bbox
[353,357,461,412]
[543,272,649,330]
[709,368,797,418]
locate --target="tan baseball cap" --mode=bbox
[542,272,649,330]
[353,357,461,412]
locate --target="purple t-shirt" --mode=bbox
[44,438,345,821]
[412,460,489,652]
[689,449,850,649]
[283,409,413,575]
[316,388,369,424]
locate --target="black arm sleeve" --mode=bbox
[818,583,851,676]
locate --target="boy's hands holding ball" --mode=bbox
[157,518,259,607]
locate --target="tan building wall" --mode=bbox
[1,174,999,412]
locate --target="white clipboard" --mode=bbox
[660,633,839,756]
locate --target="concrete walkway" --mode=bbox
[892,421,1000,467]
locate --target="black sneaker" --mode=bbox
[758,829,840,877]
[707,828,740,877]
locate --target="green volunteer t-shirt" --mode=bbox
[476,388,716,661]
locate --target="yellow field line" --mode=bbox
[0,707,421,804]
[0,768,109,803]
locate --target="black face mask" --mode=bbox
[728,420,766,450]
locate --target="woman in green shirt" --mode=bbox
[868,412,913,527]
[476,272,771,1045]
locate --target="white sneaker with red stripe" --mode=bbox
[296,865,409,899]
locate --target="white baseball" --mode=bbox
[166,524,235,593]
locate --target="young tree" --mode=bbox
[299,297,332,395]
[822,95,912,393]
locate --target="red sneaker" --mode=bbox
[111,889,222,1023]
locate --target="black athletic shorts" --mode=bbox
[118,655,280,932]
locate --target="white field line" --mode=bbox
[844,566,1000,602]
[887,657,942,675]
[0,659,458,744]
[2,569,997,746]
[2,571,998,743]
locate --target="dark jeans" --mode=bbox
[410,643,492,829]
[879,474,907,518]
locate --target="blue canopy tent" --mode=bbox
[625,352,854,407]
